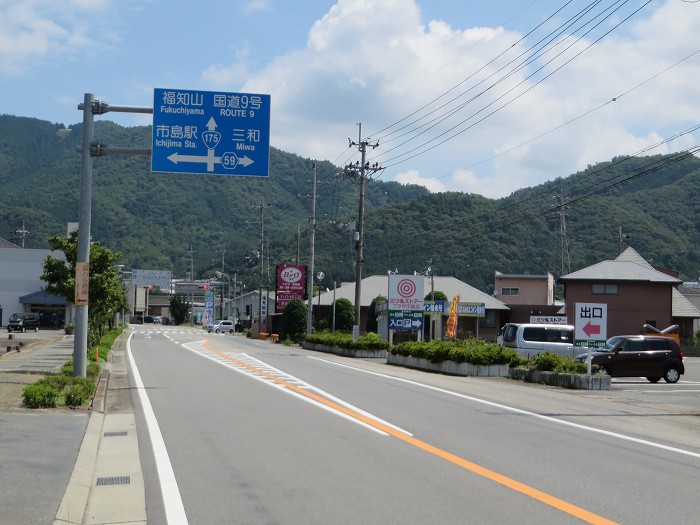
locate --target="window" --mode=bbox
[592,284,618,295]
[647,339,671,350]
[622,338,644,351]
[501,287,519,296]
[478,310,497,328]
[522,327,546,342]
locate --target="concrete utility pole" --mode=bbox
[306,163,318,334]
[254,198,271,329]
[344,124,383,341]
[15,221,30,248]
[186,246,195,325]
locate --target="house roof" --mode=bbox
[672,287,700,318]
[316,275,509,310]
[19,290,69,305]
[494,272,552,280]
[0,237,21,248]
[559,247,681,284]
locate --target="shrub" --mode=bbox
[530,351,588,373]
[36,375,72,391]
[87,362,101,380]
[23,384,59,408]
[64,378,96,407]
[391,339,518,366]
[331,298,354,332]
[282,299,307,337]
[304,331,389,351]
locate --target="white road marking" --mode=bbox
[309,356,700,460]
[127,332,189,525]
[179,341,412,437]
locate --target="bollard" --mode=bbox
[8,334,13,340]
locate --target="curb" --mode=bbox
[54,330,147,525]
[54,371,109,525]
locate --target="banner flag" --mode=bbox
[446,295,460,339]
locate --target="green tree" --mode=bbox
[332,298,354,332]
[170,294,189,325]
[282,299,307,337]
[41,231,128,344]
[425,290,448,302]
[367,295,386,334]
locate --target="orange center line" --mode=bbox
[203,341,619,525]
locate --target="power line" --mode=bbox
[375,1,652,169]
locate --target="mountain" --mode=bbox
[2,114,700,293]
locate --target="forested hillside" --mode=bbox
[2,114,699,292]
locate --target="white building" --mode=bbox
[0,238,71,328]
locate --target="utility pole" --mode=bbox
[344,124,383,341]
[254,198,271,331]
[306,163,318,334]
[554,189,571,276]
[15,221,30,248]
[186,246,195,325]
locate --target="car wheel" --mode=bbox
[215,328,221,333]
[646,376,661,383]
[663,367,680,384]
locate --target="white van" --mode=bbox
[498,323,576,358]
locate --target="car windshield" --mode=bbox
[9,314,21,321]
[603,336,625,351]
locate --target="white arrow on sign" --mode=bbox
[167,149,220,172]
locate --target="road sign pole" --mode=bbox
[73,93,95,378]
[73,95,154,377]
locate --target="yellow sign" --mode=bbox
[75,262,89,305]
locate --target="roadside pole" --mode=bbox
[74,94,151,376]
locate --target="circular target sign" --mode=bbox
[397,279,417,298]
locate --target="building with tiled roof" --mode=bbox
[559,247,699,343]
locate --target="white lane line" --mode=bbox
[127,332,189,525]
[180,341,412,437]
[309,356,700,460]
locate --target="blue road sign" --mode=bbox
[152,88,270,177]
[388,310,423,331]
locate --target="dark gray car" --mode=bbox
[574,335,684,383]
[7,312,40,333]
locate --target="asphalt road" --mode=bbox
[129,326,700,525]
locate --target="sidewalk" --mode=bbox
[0,329,146,525]
[54,330,146,525]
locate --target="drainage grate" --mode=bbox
[97,475,131,486]
[104,431,128,437]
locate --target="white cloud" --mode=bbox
[0,0,111,75]
[393,169,446,192]
[244,0,271,15]
[5,0,699,200]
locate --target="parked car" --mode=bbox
[498,323,576,358]
[207,320,235,333]
[7,312,40,333]
[574,335,684,383]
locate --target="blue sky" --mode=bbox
[2,0,699,198]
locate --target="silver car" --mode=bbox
[207,320,235,333]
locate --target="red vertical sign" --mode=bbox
[276,265,306,313]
